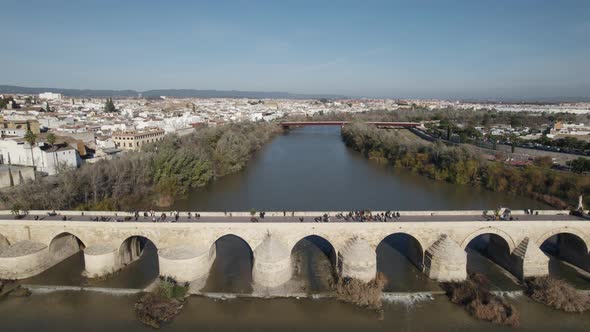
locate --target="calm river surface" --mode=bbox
[172,126,548,211]
[3,126,589,331]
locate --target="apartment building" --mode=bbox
[113,128,165,150]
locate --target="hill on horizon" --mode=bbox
[0,85,347,100]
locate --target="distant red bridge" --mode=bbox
[278,121,422,128]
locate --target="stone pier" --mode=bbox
[252,234,292,288]
[159,244,215,283]
[0,234,82,280]
[83,237,144,278]
[338,237,376,282]
[424,235,467,281]
[84,245,118,277]
[509,237,549,280]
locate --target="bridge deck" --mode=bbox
[0,213,580,223]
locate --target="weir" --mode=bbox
[0,210,588,287]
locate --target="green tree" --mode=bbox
[24,130,37,167]
[481,113,491,128]
[567,157,590,174]
[104,98,117,113]
[0,96,14,109]
[509,115,523,128]
[46,132,56,145]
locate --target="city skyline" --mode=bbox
[2,0,590,99]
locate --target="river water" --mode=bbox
[2,126,589,331]
[172,126,548,211]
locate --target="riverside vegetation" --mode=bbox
[135,277,189,329]
[0,122,281,210]
[332,273,388,313]
[341,123,590,209]
[524,276,590,312]
[441,273,520,327]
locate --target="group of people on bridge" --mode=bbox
[310,210,401,223]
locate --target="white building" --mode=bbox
[249,112,264,121]
[0,139,80,175]
[38,92,63,100]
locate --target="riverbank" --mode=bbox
[0,122,282,211]
[341,124,590,209]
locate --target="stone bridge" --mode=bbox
[0,210,589,289]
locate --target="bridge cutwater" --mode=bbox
[0,210,588,289]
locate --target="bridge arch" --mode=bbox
[287,232,340,254]
[118,235,159,267]
[460,227,517,253]
[462,230,515,279]
[377,232,425,270]
[48,231,87,249]
[537,228,590,273]
[536,227,590,252]
[209,234,254,256]
[48,232,86,261]
[204,234,254,293]
[290,235,338,291]
[290,235,337,267]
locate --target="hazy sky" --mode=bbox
[2,0,589,99]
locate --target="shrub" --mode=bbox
[135,278,189,328]
[332,272,387,311]
[525,276,590,312]
[441,273,520,327]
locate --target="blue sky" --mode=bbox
[1,0,589,99]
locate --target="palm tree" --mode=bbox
[24,130,37,168]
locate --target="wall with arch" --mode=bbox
[0,219,588,282]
